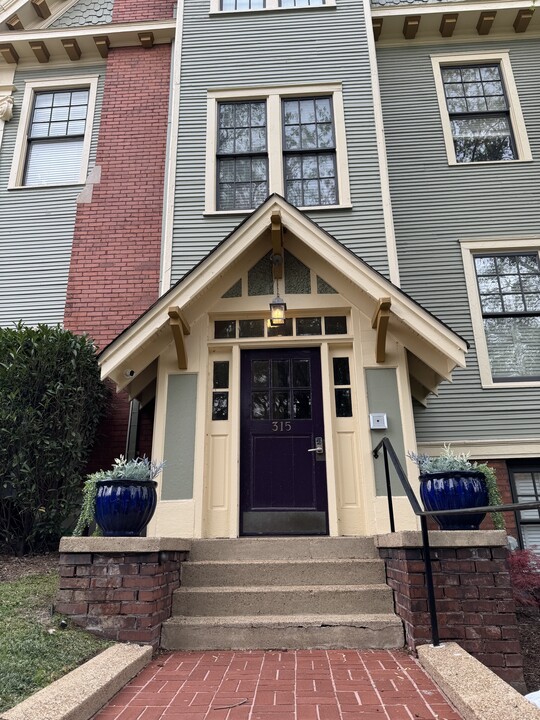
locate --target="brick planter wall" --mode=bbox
[56,539,190,648]
[376,531,525,691]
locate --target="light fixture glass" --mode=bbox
[269,279,287,326]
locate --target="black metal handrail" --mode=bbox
[373,436,540,647]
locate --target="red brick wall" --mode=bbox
[379,544,526,691]
[112,0,176,22]
[56,550,186,647]
[64,44,171,349]
[64,43,171,461]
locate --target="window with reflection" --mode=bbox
[282,97,337,206]
[474,253,540,381]
[251,358,312,420]
[333,356,352,417]
[441,64,515,163]
[217,100,268,210]
[212,361,230,420]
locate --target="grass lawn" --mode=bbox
[0,571,112,713]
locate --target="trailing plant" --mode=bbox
[507,549,540,607]
[408,444,506,530]
[0,323,107,554]
[72,456,165,536]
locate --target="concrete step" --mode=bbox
[172,584,394,616]
[181,559,386,587]
[161,613,404,651]
[189,537,379,561]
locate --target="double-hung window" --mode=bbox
[208,84,349,213]
[432,53,531,166]
[509,464,540,551]
[282,97,337,207]
[9,77,99,188]
[24,89,90,185]
[217,101,268,211]
[473,252,540,382]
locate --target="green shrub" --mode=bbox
[0,324,107,554]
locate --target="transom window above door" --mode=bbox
[206,84,350,213]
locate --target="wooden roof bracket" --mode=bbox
[371,297,392,364]
[271,209,283,280]
[168,306,190,370]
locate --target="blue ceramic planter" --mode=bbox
[419,471,488,530]
[95,479,158,537]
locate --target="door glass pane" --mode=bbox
[296,317,322,335]
[335,388,352,417]
[293,390,312,419]
[272,391,290,419]
[252,360,269,387]
[333,357,350,386]
[213,361,229,389]
[272,360,290,387]
[252,392,269,419]
[292,359,310,387]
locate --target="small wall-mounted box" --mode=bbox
[369,413,388,430]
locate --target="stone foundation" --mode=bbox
[376,531,526,692]
[56,538,190,648]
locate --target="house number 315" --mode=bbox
[272,421,291,432]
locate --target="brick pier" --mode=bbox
[376,530,526,692]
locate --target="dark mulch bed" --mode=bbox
[517,608,540,694]
[0,553,59,582]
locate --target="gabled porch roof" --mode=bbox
[99,195,468,405]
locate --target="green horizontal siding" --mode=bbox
[172,0,388,281]
[0,65,105,327]
[377,40,540,442]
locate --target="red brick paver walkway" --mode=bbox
[93,650,462,720]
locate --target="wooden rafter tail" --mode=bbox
[62,38,81,60]
[0,43,19,64]
[6,14,23,31]
[30,41,50,63]
[94,36,110,58]
[168,306,190,370]
[31,0,51,19]
[403,16,420,40]
[477,11,496,35]
[439,13,458,38]
[372,18,383,42]
[271,209,283,280]
[371,297,392,365]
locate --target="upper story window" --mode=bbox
[282,97,337,206]
[474,253,540,382]
[24,89,89,186]
[441,64,514,163]
[215,0,332,11]
[9,76,99,189]
[431,53,532,166]
[207,84,350,213]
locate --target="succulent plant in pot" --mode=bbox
[408,445,504,531]
[73,456,165,537]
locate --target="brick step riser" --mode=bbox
[181,561,385,587]
[161,622,404,651]
[189,537,379,561]
[172,587,395,616]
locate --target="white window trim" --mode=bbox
[8,75,99,190]
[210,0,336,14]
[431,52,532,167]
[205,82,351,214]
[461,237,540,389]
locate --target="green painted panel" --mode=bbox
[365,368,406,496]
[162,374,198,500]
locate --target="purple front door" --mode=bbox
[240,348,328,535]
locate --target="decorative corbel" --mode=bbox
[168,306,190,370]
[0,96,14,122]
[271,209,283,280]
[371,297,392,364]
